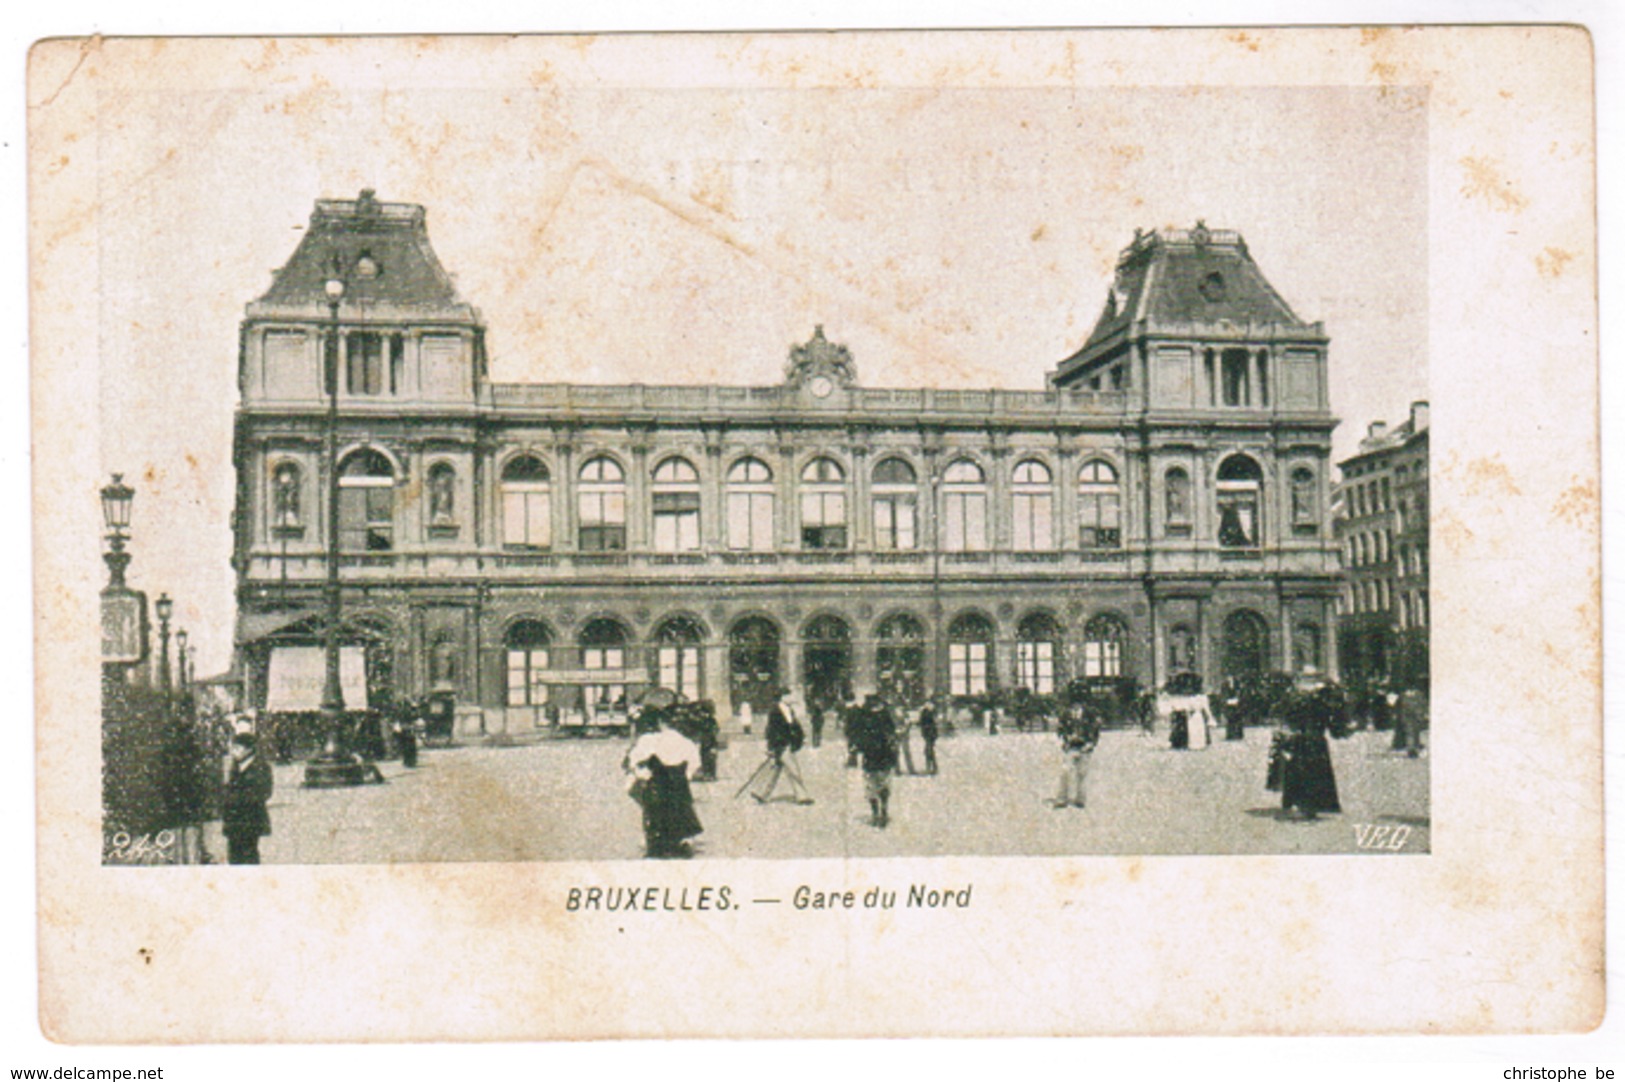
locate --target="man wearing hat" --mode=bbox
[222,732,274,865]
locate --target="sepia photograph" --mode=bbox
[29,24,1599,1043]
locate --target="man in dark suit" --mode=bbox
[222,732,274,865]
[748,688,813,804]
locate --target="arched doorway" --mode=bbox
[653,616,705,702]
[947,612,995,697]
[578,618,630,721]
[875,613,926,708]
[801,614,853,711]
[729,617,781,714]
[1015,611,1062,694]
[505,618,553,728]
[1222,610,1270,680]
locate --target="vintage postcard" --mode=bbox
[30,27,1598,1039]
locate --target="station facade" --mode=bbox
[232,194,1342,733]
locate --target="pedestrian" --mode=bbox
[746,688,812,804]
[1397,688,1427,758]
[1222,677,1246,741]
[809,698,825,749]
[392,698,419,768]
[692,700,721,781]
[850,694,898,827]
[895,703,918,775]
[737,698,753,737]
[918,699,939,776]
[625,709,704,859]
[1052,701,1101,809]
[222,732,273,865]
[1276,685,1349,821]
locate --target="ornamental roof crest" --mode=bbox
[784,325,858,389]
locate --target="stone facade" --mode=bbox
[1333,402,1431,687]
[232,196,1342,733]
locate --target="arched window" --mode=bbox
[506,619,552,707]
[1293,621,1323,675]
[875,614,926,707]
[578,456,626,552]
[1078,460,1121,549]
[1290,467,1317,528]
[1011,459,1054,551]
[427,462,456,526]
[871,457,918,551]
[948,612,995,697]
[800,457,847,550]
[726,457,775,552]
[1084,614,1128,678]
[1016,612,1062,693]
[652,457,701,553]
[1165,467,1192,533]
[579,618,629,718]
[941,459,987,552]
[1217,455,1263,548]
[654,616,704,701]
[271,461,302,529]
[337,449,395,551]
[500,455,551,549]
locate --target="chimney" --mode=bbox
[1410,400,1430,432]
[1367,420,1389,441]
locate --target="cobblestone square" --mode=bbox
[214,727,1429,863]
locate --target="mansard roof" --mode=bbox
[1052,223,1323,384]
[255,190,476,319]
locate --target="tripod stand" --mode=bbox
[733,750,812,804]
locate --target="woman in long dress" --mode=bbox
[626,710,704,858]
[1275,685,1349,820]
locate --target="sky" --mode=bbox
[91,49,1428,676]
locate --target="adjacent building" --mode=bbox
[231,195,1343,734]
[1333,401,1430,688]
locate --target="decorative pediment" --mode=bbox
[784,325,858,390]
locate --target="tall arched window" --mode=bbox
[652,457,701,553]
[579,618,629,718]
[271,461,302,529]
[726,457,775,552]
[800,457,847,550]
[1016,612,1062,693]
[1165,466,1192,533]
[427,462,457,526]
[337,448,395,551]
[1011,460,1054,551]
[941,459,987,552]
[654,616,704,701]
[948,612,995,696]
[1217,454,1263,549]
[506,619,552,708]
[871,457,918,551]
[1084,614,1128,678]
[500,455,551,549]
[578,456,627,552]
[875,613,926,707]
[1078,460,1120,549]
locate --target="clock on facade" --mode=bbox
[810,375,834,398]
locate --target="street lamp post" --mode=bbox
[155,593,174,696]
[176,629,189,692]
[305,257,368,787]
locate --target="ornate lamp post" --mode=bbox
[155,593,174,696]
[101,474,134,587]
[305,256,368,787]
[99,473,147,689]
[175,629,189,692]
